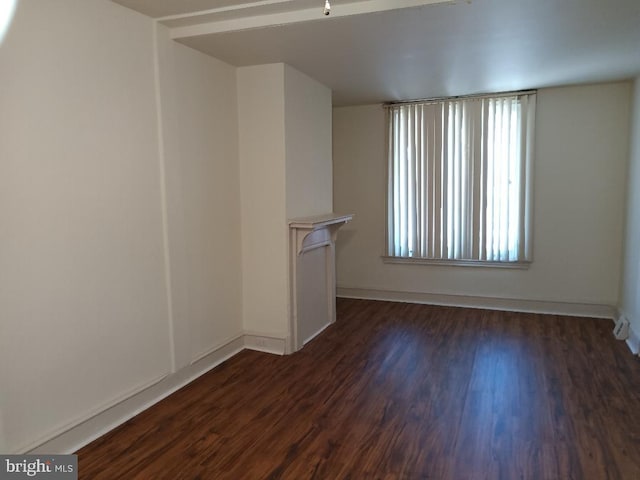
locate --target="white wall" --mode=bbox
[0,0,244,454]
[0,0,170,453]
[284,65,333,218]
[620,78,640,345]
[333,82,631,313]
[156,25,243,368]
[237,64,334,340]
[237,64,289,338]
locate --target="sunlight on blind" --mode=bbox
[387,93,535,262]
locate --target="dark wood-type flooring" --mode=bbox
[78,299,640,479]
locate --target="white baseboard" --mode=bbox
[615,310,640,355]
[303,321,332,346]
[337,286,616,319]
[27,334,245,455]
[22,288,623,456]
[626,325,640,355]
[24,329,290,455]
[243,331,287,355]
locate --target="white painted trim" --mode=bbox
[243,332,287,355]
[25,330,291,455]
[164,0,454,34]
[337,286,616,319]
[158,0,304,22]
[152,22,177,373]
[626,325,640,355]
[302,321,333,346]
[190,332,245,364]
[288,214,351,353]
[22,287,623,454]
[616,309,640,355]
[18,372,169,455]
[27,335,245,455]
[382,255,530,269]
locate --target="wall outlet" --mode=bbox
[613,316,630,340]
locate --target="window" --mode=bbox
[386,92,536,265]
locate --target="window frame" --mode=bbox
[383,90,536,268]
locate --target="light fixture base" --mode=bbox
[323,0,331,16]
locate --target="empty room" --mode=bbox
[1,0,640,479]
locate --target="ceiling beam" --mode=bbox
[163,0,455,39]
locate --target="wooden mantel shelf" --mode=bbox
[288,213,353,230]
[288,213,353,256]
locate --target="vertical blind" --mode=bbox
[387,92,536,262]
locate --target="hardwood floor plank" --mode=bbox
[77,299,640,479]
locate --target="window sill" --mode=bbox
[381,256,531,270]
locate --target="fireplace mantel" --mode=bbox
[288,213,353,255]
[288,213,353,353]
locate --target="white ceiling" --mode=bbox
[112,0,640,106]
